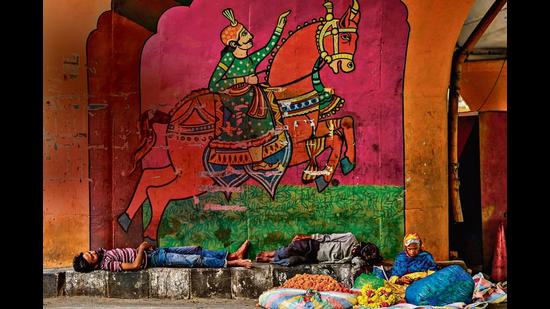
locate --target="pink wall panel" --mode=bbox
[479,111,507,270]
[139,0,407,186]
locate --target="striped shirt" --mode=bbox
[98,248,147,272]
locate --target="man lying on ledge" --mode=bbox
[72,240,252,272]
[255,232,382,271]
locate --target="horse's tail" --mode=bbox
[129,110,171,174]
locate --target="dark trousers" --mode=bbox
[272,239,320,266]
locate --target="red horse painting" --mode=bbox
[118,0,361,243]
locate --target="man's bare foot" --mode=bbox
[255,255,273,263]
[227,259,252,268]
[227,240,250,260]
[256,251,276,258]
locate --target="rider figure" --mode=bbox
[208,8,291,171]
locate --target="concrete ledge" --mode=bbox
[311,263,352,287]
[272,263,353,288]
[45,260,469,299]
[43,268,70,298]
[231,263,273,299]
[190,268,232,299]
[148,268,191,299]
[272,263,314,286]
[64,270,109,297]
[108,271,149,298]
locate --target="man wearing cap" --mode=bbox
[208,8,291,171]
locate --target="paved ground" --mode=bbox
[44,297,507,308]
[43,297,258,308]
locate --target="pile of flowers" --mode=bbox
[282,274,359,294]
[356,284,400,308]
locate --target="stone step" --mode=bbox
[43,267,72,297]
[44,260,469,299]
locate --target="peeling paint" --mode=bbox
[203,203,247,212]
[113,141,129,150]
[198,185,243,193]
[88,145,108,150]
[88,103,108,110]
[63,54,80,80]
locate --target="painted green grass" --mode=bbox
[143,185,404,259]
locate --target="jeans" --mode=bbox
[147,246,228,268]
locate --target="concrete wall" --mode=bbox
[43,0,111,267]
[44,0,478,266]
[87,0,409,260]
[479,112,507,270]
[461,60,507,112]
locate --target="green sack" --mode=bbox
[353,273,385,289]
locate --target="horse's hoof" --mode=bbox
[301,173,315,184]
[315,176,329,192]
[301,165,318,183]
[340,157,355,175]
[117,213,131,233]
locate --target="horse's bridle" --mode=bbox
[315,0,358,64]
[257,0,358,89]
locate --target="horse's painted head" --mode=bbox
[316,0,361,74]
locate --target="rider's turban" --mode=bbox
[220,8,244,46]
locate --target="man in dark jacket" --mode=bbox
[256,232,380,268]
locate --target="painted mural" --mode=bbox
[87,0,409,258]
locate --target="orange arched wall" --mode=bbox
[44,0,477,266]
[461,60,507,112]
[43,0,111,267]
[402,0,475,260]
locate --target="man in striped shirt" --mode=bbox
[73,240,251,272]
